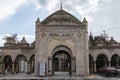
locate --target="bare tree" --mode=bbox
[2,33,18,43]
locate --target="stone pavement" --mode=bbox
[0,73,120,80]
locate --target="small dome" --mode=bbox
[94,37,106,47]
[19,37,29,44]
[108,37,118,44]
[94,37,105,44]
[4,37,16,48]
[5,37,16,43]
[18,37,29,48]
[41,9,81,25]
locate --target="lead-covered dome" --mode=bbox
[41,9,81,25]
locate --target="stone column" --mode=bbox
[91,62,94,73]
[27,61,30,74]
[16,63,18,73]
[94,62,96,73]
[116,62,118,67]
[104,61,107,66]
[0,62,2,73]
[48,57,52,76]
[29,62,31,73]
[3,62,5,74]
[116,59,119,67]
[58,58,62,71]
[12,62,15,74]
[72,57,76,76]
[108,61,111,66]
[72,57,76,72]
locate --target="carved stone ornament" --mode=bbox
[77,32,82,38]
[41,32,46,37]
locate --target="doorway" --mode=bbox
[52,50,71,75]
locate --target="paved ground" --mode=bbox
[87,74,120,80]
[0,73,120,80]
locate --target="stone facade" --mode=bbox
[89,36,120,73]
[35,9,89,76]
[0,8,120,78]
[0,37,35,74]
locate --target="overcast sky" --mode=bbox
[0,0,120,46]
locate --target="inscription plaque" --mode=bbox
[49,33,73,37]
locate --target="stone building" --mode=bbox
[35,8,89,76]
[89,36,120,73]
[0,8,120,77]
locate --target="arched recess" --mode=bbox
[96,54,108,71]
[15,54,27,73]
[30,55,35,73]
[51,45,73,75]
[111,54,120,67]
[51,45,72,57]
[89,54,94,73]
[3,55,12,73]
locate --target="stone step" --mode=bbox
[54,72,70,76]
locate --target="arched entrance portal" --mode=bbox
[52,45,72,75]
[53,50,71,72]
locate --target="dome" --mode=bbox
[4,37,16,48]
[18,37,29,48]
[94,37,105,44]
[5,37,16,44]
[41,9,81,25]
[19,37,29,44]
[108,37,118,44]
